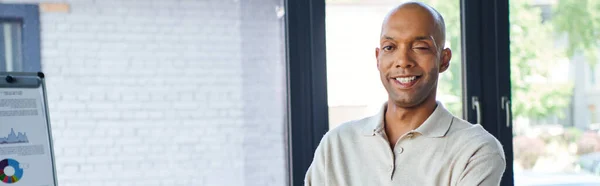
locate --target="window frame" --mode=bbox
[285,0,329,185]
[461,0,513,185]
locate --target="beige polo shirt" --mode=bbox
[305,102,506,186]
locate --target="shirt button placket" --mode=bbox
[388,164,394,180]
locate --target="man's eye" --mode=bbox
[414,47,429,50]
[383,46,395,51]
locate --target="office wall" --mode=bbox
[0,0,288,185]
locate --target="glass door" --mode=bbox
[508,0,600,185]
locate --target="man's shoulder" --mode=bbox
[447,117,506,158]
[320,115,376,143]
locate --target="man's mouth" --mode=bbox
[391,76,420,88]
[395,76,418,83]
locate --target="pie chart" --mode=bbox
[0,159,23,183]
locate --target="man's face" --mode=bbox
[376,7,450,108]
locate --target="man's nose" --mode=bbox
[393,48,415,68]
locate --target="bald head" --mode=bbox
[381,2,446,53]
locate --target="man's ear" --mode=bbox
[375,47,380,68]
[439,48,452,73]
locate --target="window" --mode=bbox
[590,65,596,86]
[0,21,23,71]
[0,4,40,72]
[510,0,600,185]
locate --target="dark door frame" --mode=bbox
[285,0,329,185]
[461,0,513,185]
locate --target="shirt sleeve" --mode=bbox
[457,152,506,186]
[304,136,329,186]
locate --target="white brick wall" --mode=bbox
[2,0,288,185]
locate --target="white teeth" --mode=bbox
[395,76,417,84]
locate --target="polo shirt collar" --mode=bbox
[363,101,454,138]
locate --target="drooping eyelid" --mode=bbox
[412,42,433,51]
[414,39,432,45]
[414,36,439,51]
[413,45,430,50]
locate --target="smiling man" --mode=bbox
[304,2,506,186]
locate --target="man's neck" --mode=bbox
[385,100,437,129]
[383,97,437,147]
